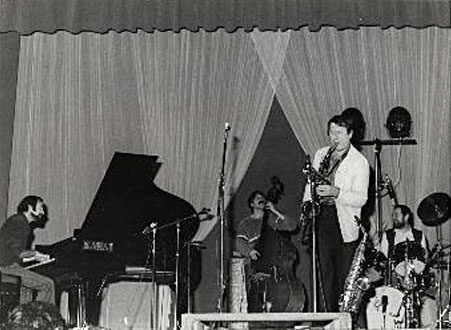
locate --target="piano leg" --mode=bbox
[65,280,87,327]
[75,282,86,327]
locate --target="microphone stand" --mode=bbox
[308,174,319,313]
[151,223,158,330]
[174,221,181,329]
[302,156,320,312]
[360,138,416,238]
[216,123,231,313]
[142,212,200,330]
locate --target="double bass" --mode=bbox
[249,176,306,312]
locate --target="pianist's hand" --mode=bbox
[34,251,51,262]
[19,250,36,260]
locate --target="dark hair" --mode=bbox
[341,107,366,146]
[327,114,353,135]
[17,195,43,214]
[247,190,266,211]
[395,204,414,227]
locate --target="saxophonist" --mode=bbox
[302,114,370,312]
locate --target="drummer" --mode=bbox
[379,204,437,328]
[380,204,428,259]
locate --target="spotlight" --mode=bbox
[385,106,412,138]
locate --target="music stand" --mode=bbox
[360,138,416,238]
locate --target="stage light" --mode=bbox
[385,106,412,138]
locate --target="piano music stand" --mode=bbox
[360,138,417,238]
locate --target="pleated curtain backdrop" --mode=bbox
[9,27,451,249]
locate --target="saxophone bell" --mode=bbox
[300,200,320,220]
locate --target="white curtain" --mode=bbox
[10,27,451,249]
[276,27,451,244]
[10,30,276,243]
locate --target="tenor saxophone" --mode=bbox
[338,221,371,315]
[301,143,336,218]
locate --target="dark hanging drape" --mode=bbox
[0,33,20,221]
[0,0,449,35]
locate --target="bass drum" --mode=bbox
[366,286,405,329]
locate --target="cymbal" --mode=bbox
[417,192,451,226]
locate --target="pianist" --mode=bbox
[0,195,55,304]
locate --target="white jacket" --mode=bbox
[303,144,370,242]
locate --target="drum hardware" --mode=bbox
[417,192,451,330]
[366,247,437,328]
[393,240,426,277]
[403,291,421,328]
[435,257,451,329]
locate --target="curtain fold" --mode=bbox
[8,27,451,248]
[9,30,276,243]
[0,33,20,224]
[277,27,451,245]
[0,0,449,35]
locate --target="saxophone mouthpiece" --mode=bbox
[354,216,362,225]
[302,155,312,174]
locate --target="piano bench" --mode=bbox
[0,273,21,322]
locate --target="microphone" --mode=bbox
[142,222,157,235]
[381,294,388,313]
[383,174,398,206]
[224,122,231,132]
[302,155,312,174]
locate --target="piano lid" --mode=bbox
[80,152,199,268]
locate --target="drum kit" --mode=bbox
[366,193,451,329]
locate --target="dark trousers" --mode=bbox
[316,205,358,312]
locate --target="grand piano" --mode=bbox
[32,152,202,326]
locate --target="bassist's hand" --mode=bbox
[249,249,260,260]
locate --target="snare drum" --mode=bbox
[393,241,426,276]
[366,286,405,329]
